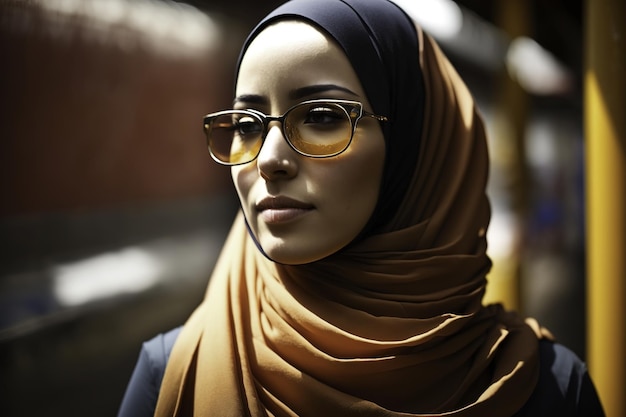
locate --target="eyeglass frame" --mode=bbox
[202,98,388,166]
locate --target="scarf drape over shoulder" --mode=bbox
[155,0,548,415]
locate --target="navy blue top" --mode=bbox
[118,327,605,417]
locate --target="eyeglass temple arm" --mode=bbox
[364,111,388,122]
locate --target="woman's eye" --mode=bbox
[303,107,344,125]
[234,117,262,135]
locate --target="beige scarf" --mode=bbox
[155,30,548,417]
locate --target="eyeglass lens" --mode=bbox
[208,102,355,164]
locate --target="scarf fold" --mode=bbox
[155,1,547,415]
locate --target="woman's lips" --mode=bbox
[255,196,315,224]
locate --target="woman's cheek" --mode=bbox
[232,166,255,212]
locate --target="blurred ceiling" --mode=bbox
[183,0,583,78]
[457,0,583,74]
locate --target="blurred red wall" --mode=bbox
[0,2,238,217]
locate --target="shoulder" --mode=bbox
[515,340,605,417]
[132,326,182,388]
[117,327,182,417]
[142,326,182,374]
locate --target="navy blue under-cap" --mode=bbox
[236,0,425,232]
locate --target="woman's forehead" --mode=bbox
[236,20,369,103]
[247,20,327,46]
[238,20,334,70]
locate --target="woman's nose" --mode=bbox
[256,124,298,181]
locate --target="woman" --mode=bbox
[119,0,605,415]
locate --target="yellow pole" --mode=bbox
[585,0,626,415]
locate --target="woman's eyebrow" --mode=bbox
[233,94,267,106]
[288,84,358,100]
[233,84,358,106]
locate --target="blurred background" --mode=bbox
[0,0,609,415]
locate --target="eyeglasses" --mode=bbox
[202,99,388,166]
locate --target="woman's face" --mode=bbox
[233,21,386,265]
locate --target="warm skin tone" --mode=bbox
[232,20,386,265]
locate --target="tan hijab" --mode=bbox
[155,6,549,417]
